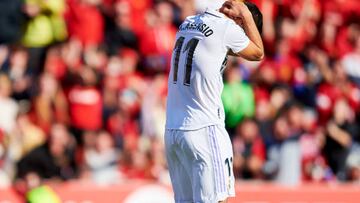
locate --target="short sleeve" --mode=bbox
[224,22,250,53]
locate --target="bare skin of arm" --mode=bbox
[327,122,352,147]
[220,0,264,61]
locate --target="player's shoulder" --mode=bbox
[183,14,198,23]
[183,9,231,24]
[203,9,233,22]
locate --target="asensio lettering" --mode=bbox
[179,23,214,37]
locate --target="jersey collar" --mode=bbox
[204,8,226,18]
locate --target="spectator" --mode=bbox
[22,172,62,203]
[269,85,292,114]
[147,137,169,183]
[31,73,69,133]
[0,46,9,72]
[66,0,104,47]
[6,47,32,101]
[346,145,360,182]
[4,108,46,181]
[274,39,304,85]
[68,67,102,143]
[116,48,145,95]
[299,109,332,181]
[16,124,77,180]
[0,129,11,187]
[264,115,301,185]
[83,130,121,185]
[0,74,19,134]
[141,74,167,139]
[120,149,153,180]
[342,33,360,86]
[222,60,255,133]
[107,93,140,151]
[0,0,24,44]
[171,0,195,23]
[77,130,97,177]
[285,102,304,136]
[22,0,67,74]
[83,45,108,71]
[139,1,176,73]
[253,90,275,148]
[323,99,359,181]
[117,0,152,35]
[17,108,47,155]
[103,48,144,117]
[22,0,67,47]
[104,0,139,55]
[60,39,83,77]
[232,119,265,179]
[105,49,144,150]
[315,54,360,124]
[44,45,69,80]
[336,23,360,58]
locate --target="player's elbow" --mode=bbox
[252,50,264,61]
[237,43,264,61]
[253,45,265,60]
[257,52,265,61]
[247,50,264,61]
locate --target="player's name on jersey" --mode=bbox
[179,22,214,37]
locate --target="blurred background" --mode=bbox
[0,0,359,202]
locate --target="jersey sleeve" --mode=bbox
[223,22,250,53]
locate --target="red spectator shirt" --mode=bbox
[68,86,102,130]
[316,83,360,124]
[260,55,302,85]
[65,0,104,46]
[118,0,152,35]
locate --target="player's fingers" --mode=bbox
[220,2,236,17]
[220,1,233,12]
[220,1,243,19]
[222,9,238,20]
[220,6,231,15]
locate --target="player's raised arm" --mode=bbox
[220,0,264,61]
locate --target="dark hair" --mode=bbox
[245,1,263,35]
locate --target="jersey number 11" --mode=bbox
[173,36,199,86]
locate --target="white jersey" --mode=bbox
[165,9,250,130]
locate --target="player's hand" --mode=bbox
[219,0,252,25]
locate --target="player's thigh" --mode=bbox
[165,129,193,203]
[182,125,234,202]
[193,125,235,202]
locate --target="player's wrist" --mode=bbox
[239,9,253,22]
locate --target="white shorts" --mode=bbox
[165,125,235,203]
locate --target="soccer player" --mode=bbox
[164,0,263,202]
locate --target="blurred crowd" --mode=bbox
[0,0,360,196]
